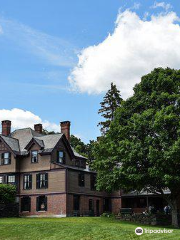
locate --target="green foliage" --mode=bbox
[98,82,123,134]
[0,184,16,204]
[70,135,96,162]
[42,129,56,135]
[70,135,88,158]
[93,68,180,226]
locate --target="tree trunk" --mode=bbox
[168,199,179,228]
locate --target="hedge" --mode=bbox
[0,184,16,204]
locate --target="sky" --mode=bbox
[0,0,180,142]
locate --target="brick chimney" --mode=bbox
[2,120,11,136]
[34,124,43,134]
[60,121,70,141]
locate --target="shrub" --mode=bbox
[0,184,16,204]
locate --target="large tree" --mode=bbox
[98,82,123,134]
[93,68,180,227]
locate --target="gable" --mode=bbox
[0,140,8,151]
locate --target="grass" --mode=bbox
[0,217,179,240]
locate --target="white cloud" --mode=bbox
[151,2,172,11]
[0,108,59,133]
[0,18,76,67]
[69,10,180,98]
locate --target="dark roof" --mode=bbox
[0,135,20,153]
[1,128,86,162]
[11,128,42,152]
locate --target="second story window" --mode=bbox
[8,175,15,184]
[2,152,11,165]
[36,173,48,189]
[57,151,65,164]
[90,174,96,191]
[31,151,38,163]
[23,174,32,190]
[78,173,85,187]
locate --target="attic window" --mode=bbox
[57,151,64,164]
[31,151,38,163]
[2,152,11,165]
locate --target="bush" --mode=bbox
[0,184,16,204]
[101,212,115,218]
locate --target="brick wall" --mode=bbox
[20,194,66,217]
[111,198,122,215]
[67,194,104,216]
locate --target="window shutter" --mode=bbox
[45,173,48,188]
[36,197,39,211]
[29,175,32,189]
[36,174,40,189]
[9,153,11,164]
[29,197,31,212]
[1,153,4,164]
[45,196,47,211]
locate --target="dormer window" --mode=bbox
[2,152,11,165]
[31,151,38,163]
[57,151,64,164]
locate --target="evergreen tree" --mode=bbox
[98,83,123,134]
[93,68,180,227]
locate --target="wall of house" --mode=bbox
[51,139,74,167]
[20,194,66,217]
[20,169,66,195]
[67,169,107,197]
[67,194,104,216]
[0,141,17,173]
[19,143,51,172]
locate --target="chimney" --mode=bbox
[2,120,11,136]
[34,124,43,134]
[60,121,70,141]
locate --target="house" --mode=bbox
[0,120,167,216]
[0,120,121,217]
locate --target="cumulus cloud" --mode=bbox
[69,9,180,98]
[0,108,59,133]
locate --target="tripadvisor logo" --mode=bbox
[135,227,143,235]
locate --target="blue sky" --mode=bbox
[0,0,180,142]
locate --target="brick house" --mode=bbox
[0,120,122,217]
[0,120,167,216]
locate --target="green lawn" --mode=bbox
[0,217,179,240]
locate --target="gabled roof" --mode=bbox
[0,135,20,154]
[25,137,45,150]
[2,127,86,161]
[11,128,42,152]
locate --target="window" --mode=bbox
[78,173,85,187]
[90,174,96,191]
[73,195,80,211]
[89,199,94,211]
[57,151,64,164]
[21,197,31,212]
[31,151,38,163]
[2,152,11,165]
[36,173,48,189]
[23,174,32,190]
[0,176,3,184]
[103,198,111,212]
[36,195,47,211]
[8,175,15,184]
